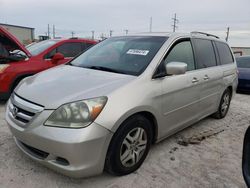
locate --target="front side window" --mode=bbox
[193,39,217,69]
[70,36,167,76]
[215,42,234,65]
[57,42,82,58]
[164,40,195,71]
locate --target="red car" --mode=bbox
[0,26,97,100]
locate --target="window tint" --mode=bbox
[215,42,234,65]
[164,41,195,71]
[193,39,217,69]
[236,57,250,68]
[57,43,82,57]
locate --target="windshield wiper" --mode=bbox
[86,66,126,74]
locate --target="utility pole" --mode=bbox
[71,31,75,38]
[225,27,230,42]
[149,17,152,32]
[124,29,128,35]
[53,24,55,39]
[109,30,113,37]
[47,24,50,38]
[100,33,105,40]
[91,30,95,40]
[172,13,179,32]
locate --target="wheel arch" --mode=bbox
[111,110,159,144]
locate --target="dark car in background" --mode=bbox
[242,126,250,187]
[236,56,250,92]
[0,26,97,100]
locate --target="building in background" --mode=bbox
[232,47,250,57]
[0,23,35,45]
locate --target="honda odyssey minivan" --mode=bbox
[5,32,238,178]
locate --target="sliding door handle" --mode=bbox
[192,77,199,83]
[203,75,210,80]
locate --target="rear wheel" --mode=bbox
[212,88,231,119]
[105,115,153,176]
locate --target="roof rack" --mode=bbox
[191,31,219,39]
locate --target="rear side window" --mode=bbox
[193,39,217,69]
[215,42,234,65]
[57,42,82,58]
[164,40,195,71]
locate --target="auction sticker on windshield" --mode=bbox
[126,49,149,56]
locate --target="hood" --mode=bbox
[0,26,31,57]
[15,65,136,109]
[238,68,250,80]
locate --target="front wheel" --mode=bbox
[212,88,232,119]
[105,115,153,176]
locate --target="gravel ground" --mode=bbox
[0,93,249,188]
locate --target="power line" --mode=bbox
[172,13,179,32]
[47,24,50,38]
[71,31,75,38]
[124,29,129,35]
[91,30,95,40]
[109,30,113,37]
[226,27,230,42]
[53,24,55,39]
[149,17,152,32]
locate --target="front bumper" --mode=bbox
[5,99,113,178]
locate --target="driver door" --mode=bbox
[159,39,202,136]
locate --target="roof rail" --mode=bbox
[191,31,219,39]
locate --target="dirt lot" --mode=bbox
[0,93,249,188]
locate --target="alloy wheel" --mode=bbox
[221,92,230,115]
[120,127,147,167]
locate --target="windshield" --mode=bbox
[70,36,167,76]
[236,57,250,68]
[27,40,58,56]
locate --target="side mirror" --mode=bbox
[166,62,187,75]
[243,126,250,187]
[51,53,64,64]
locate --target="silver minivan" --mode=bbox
[5,32,238,177]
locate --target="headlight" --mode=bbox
[0,64,9,73]
[44,96,107,128]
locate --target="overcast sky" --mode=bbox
[1,0,250,46]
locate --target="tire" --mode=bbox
[212,88,232,119]
[105,115,153,176]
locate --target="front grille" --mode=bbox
[8,94,44,126]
